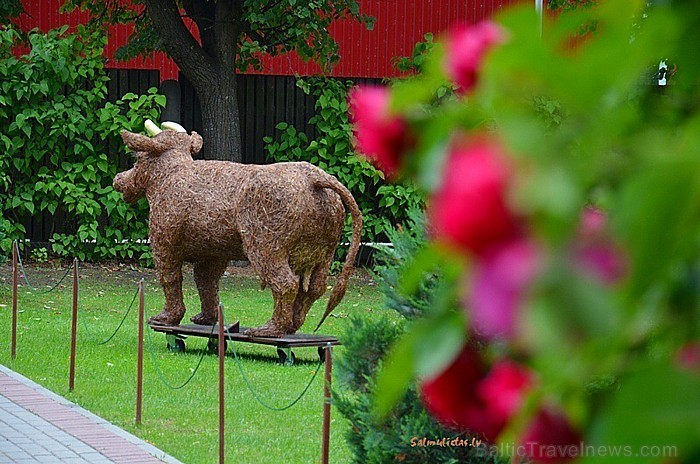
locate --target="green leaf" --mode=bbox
[586,363,700,464]
[413,310,466,379]
[615,157,700,296]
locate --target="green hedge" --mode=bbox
[0,25,163,261]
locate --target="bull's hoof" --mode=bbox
[148,311,183,326]
[244,324,288,338]
[191,312,217,325]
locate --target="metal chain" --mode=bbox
[14,241,73,294]
[221,310,324,412]
[81,284,139,345]
[143,304,213,390]
[12,242,324,404]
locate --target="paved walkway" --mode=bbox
[0,365,183,464]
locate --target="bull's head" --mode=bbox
[113,123,203,204]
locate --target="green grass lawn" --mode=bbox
[0,262,394,464]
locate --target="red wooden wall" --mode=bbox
[17,0,529,80]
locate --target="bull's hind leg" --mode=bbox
[191,259,228,325]
[244,252,298,338]
[291,261,331,333]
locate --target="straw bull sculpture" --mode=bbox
[113,120,362,337]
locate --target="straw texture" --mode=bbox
[113,129,361,337]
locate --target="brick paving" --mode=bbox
[0,365,183,464]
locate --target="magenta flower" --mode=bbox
[579,206,606,238]
[573,207,627,284]
[429,137,520,256]
[349,85,413,179]
[445,21,507,95]
[466,237,540,340]
[676,341,700,373]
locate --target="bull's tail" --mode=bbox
[313,177,362,332]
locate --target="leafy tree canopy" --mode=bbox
[60,0,374,73]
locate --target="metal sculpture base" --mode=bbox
[148,322,340,365]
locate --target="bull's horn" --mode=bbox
[144,119,162,136]
[161,121,187,133]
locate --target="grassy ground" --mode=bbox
[0,261,395,464]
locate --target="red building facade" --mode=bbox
[19,0,528,81]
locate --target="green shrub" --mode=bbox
[264,78,424,243]
[30,247,48,263]
[0,213,12,262]
[371,207,439,319]
[336,316,499,464]
[0,24,163,262]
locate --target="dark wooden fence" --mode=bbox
[178,73,381,164]
[179,73,320,165]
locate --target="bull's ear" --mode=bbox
[190,131,203,155]
[121,130,169,155]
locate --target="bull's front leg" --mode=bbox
[149,253,186,326]
[191,259,228,325]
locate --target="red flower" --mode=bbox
[421,345,535,442]
[420,344,491,433]
[429,137,520,256]
[520,407,582,463]
[349,85,412,179]
[478,360,535,423]
[467,237,540,340]
[445,21,506,95]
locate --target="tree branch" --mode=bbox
[239,21,266,45]
[260,0,284,14]
[182,0,218,59]
[143,0,217,90]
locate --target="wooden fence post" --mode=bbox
[321,344,333,464]
[218,303,225,464]
[11,241,18,360]
[69,258,78,391]
[136,279,145,424]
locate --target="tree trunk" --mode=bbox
[145,0,242,162]
[198,73,242,162]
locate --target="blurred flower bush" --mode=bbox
[350,1,700,462]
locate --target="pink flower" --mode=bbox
[676,342,700,373]
[421,346,535,442]
[573,207,627,284]
[519,407,582,463]
[429,137,520,256]
[578,207,606,238]
[445,21,506,95]
[478,360,535,423]
[467,237,540,339]
[349,85,413,179]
